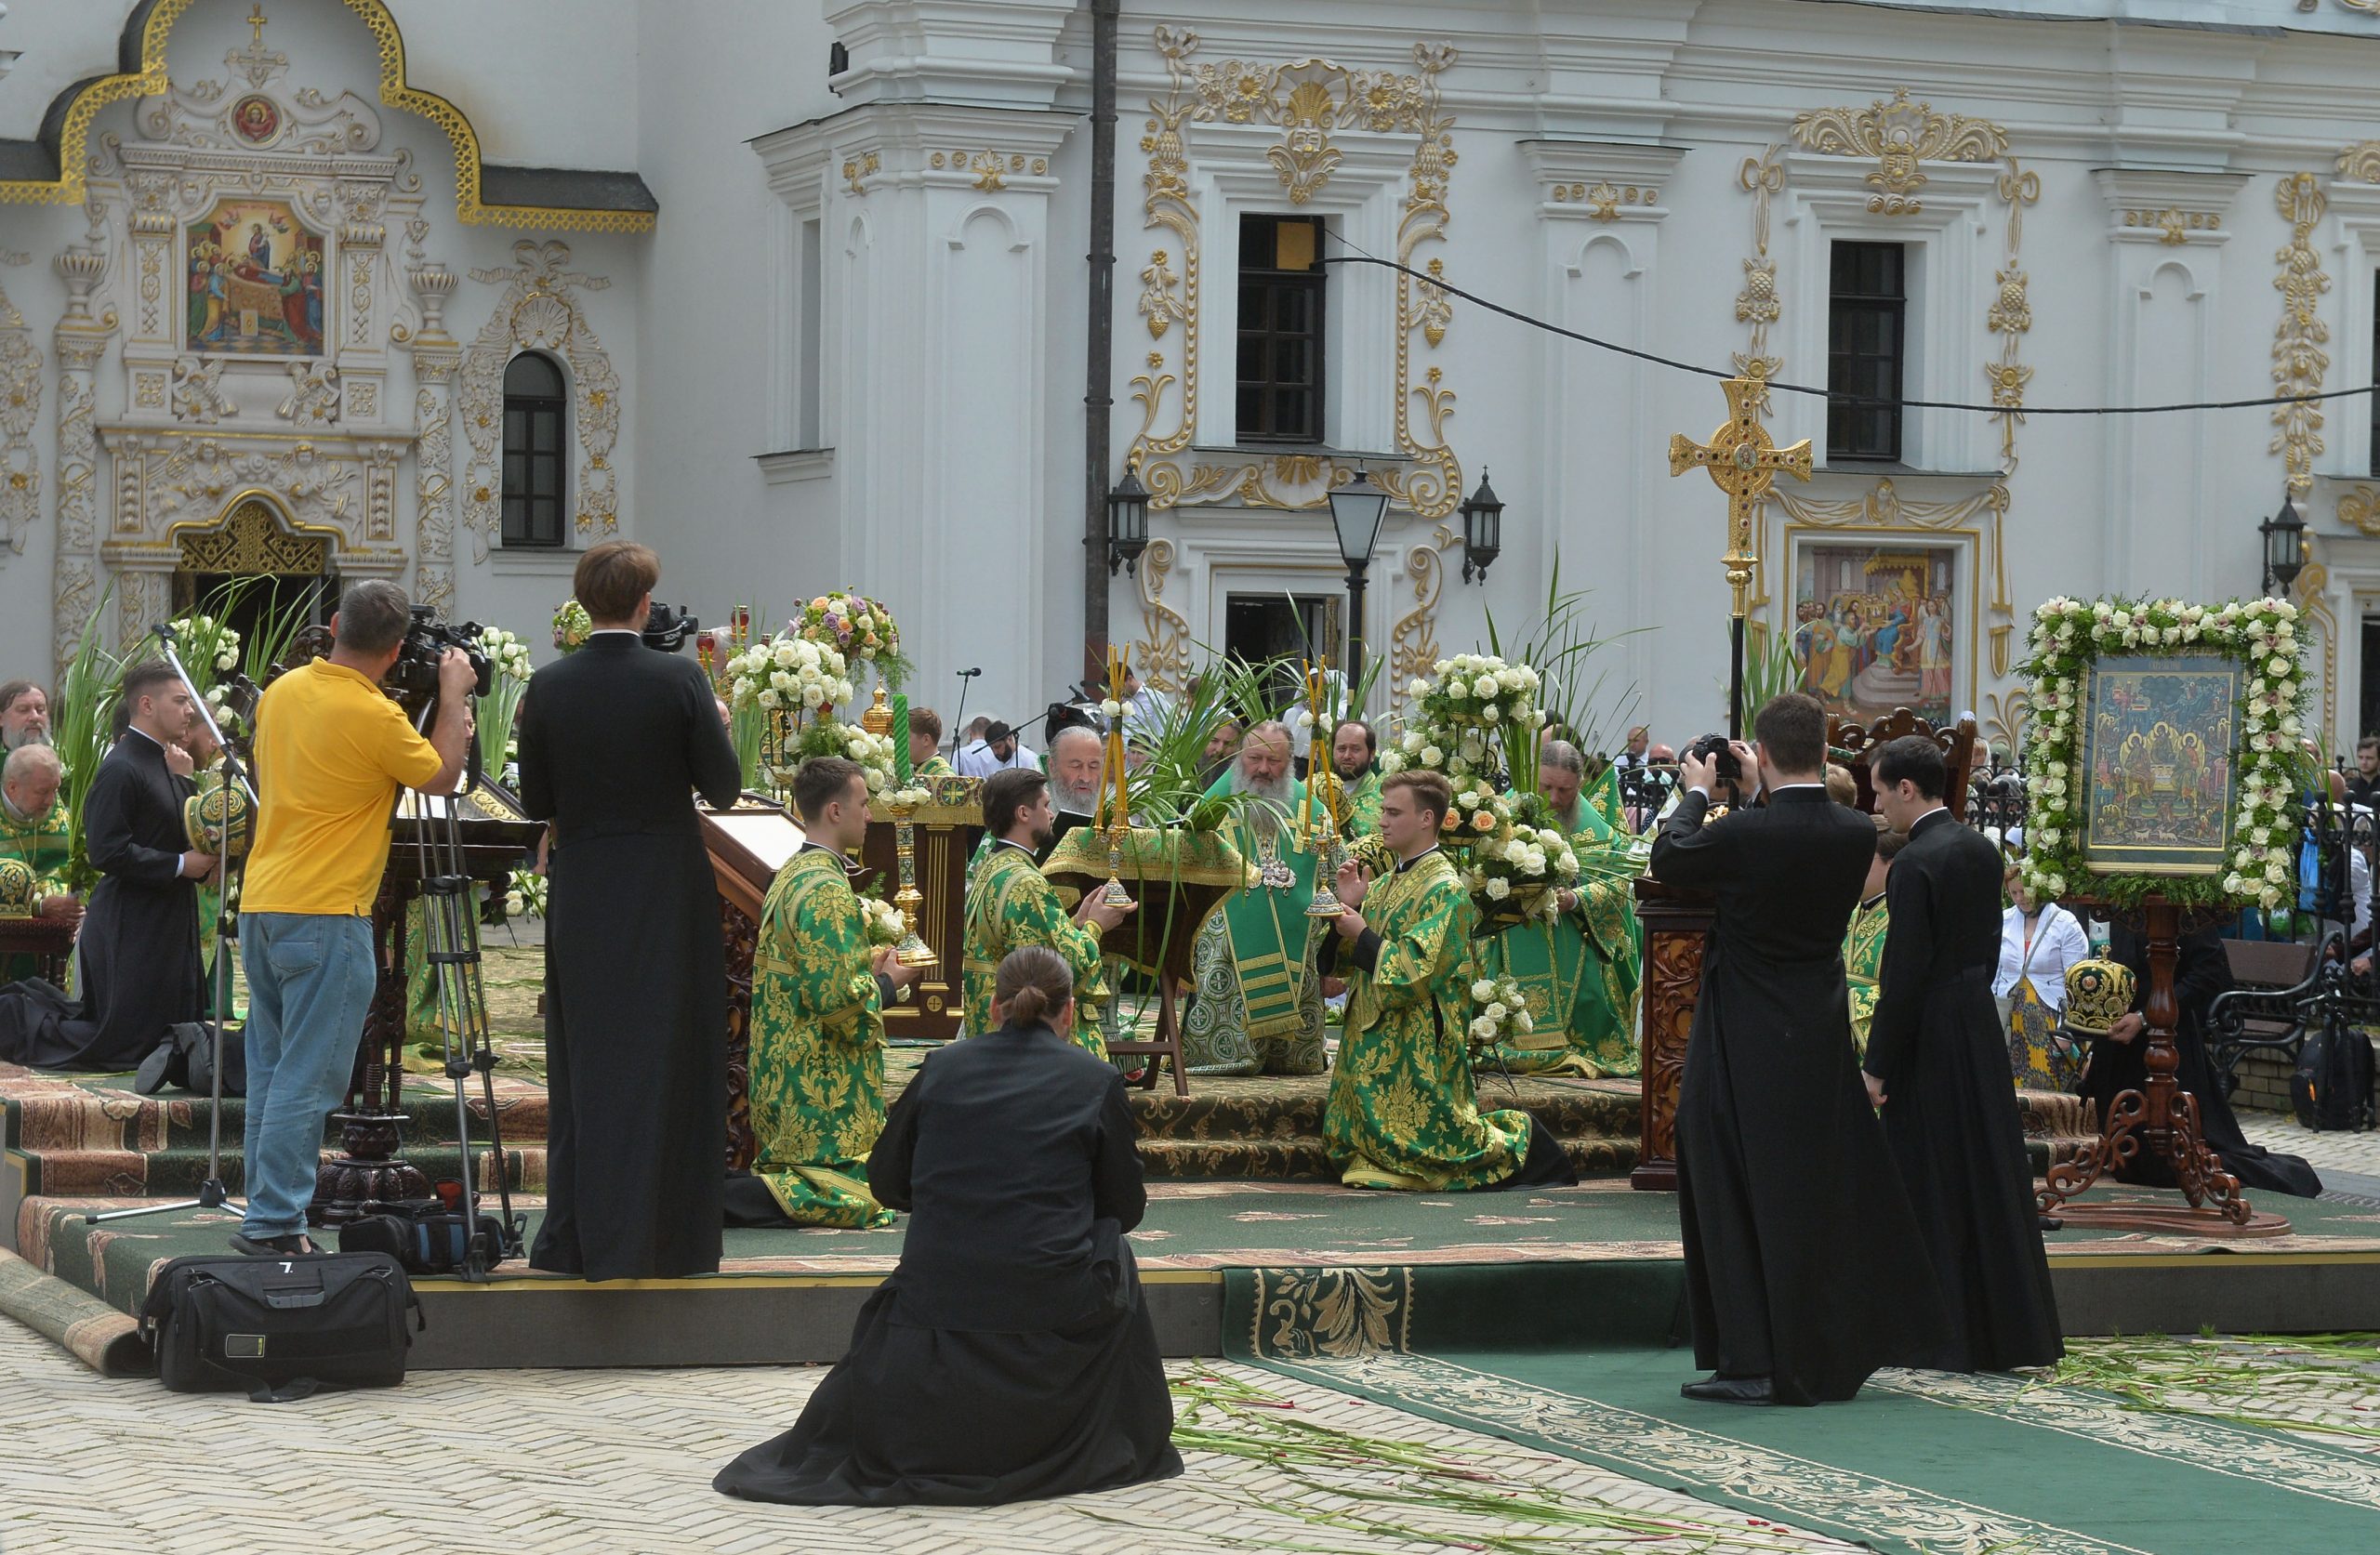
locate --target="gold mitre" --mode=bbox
[2061,958,2136,1037]
[0,858,36,917]
[184,783,256,863]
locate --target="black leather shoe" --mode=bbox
[231,1232,315,1257]
[1681,1375,1774,1404]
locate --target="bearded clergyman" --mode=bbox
[1329,718,1383,837]
[1180,721,1327,1076]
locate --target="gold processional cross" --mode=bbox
[1668,376,1814,735]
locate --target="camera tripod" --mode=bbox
[89,625,258,1232]
[398,738,528,1282]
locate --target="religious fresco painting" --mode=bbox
[185,198,325,356]
[2078,653,2241,875]
[1790,540,1961,726]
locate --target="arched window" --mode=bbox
[501,352,568,547]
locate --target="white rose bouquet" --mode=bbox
[860,892,906,948]
[1377,652,1548,784]
[475,625,536,783]
[1464,972,1540,1051]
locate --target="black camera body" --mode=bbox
[642,602,698,652]
[1686,732,1744,788]
[384,605,493,722]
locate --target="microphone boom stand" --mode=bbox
[89,625,256,1230]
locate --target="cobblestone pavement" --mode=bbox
[2236,1109,2380,1193]
[0,1315,1856,1555]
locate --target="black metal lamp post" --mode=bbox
[1326,465,1392,701]
[1460,470,1503,584]
[2261,486,2307,597]
[1106,465,1150,575]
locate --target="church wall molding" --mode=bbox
[0,257,41,569]
[0,0,656,233]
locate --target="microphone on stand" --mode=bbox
[950,669,984,758]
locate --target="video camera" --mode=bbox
[385,605,493,723]
[642,601,698,652]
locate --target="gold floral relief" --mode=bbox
[1790,86,2009,216]
[2341,486,2380,538]
[2271,174,2331,497]
[2340,141,2380,184]
[1131,29,1462,519]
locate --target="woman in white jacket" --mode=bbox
[1996,859,2090,1090]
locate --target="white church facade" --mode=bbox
[4,0,2380,761]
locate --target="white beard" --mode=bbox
[1230,768,1294,836]
[1051,778,1102,816]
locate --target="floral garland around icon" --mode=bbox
[2018,596,2305,913]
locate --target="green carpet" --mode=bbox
[1230,1341,2380,1555]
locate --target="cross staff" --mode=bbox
[1669,375,1814,736]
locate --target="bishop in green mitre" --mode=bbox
[1484,747,1644,1077]
[1182,722,1327,1076]
[735,758,919,1229]
[0,745,77,982]
[961,768,1130,1055]
[1320,772,1571,1193]
[1843,821,1899,1058]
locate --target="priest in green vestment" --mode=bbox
[1321,771,1567,1192]
[1484,746,1644,1076]
[739,757,920,1228]
[1843,821,1902,1058]
[960,767,1130,1055]
[0,745,78,982]
[906,706,957,780]
[1182,722,1328,1075]
[1328,718,1384,837]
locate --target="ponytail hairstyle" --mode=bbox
[994,943,1074,1029]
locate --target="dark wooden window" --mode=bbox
[501,352,568,547]
[1236,215,1326,443]
[1827,242,1906,463]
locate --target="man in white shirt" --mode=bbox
[954,719,1041,779]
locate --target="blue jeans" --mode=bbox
[239,912,376,1239]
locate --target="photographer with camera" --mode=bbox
[516,541,743,1280]
[234,581,474,1256]
[1646,692,1943,1405]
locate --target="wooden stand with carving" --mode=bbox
[1631,878,1712,1192]
[2038,895,2288,1234]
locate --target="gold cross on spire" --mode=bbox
[1667,376,1814,619]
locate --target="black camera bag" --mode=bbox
[339,1197,505,1274]
[2293,1019,2376,1132]
[139,1251,421,1400]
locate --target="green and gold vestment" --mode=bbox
[1326,849,1534,1192]
[1182,777,1325,1076]
[747,846,895,1228]
[0,793,71,983]
[960,842,1111,1059]
[1485,789,1643,1077]
[1843,893,1889,1059]
[1341,771,1383,837]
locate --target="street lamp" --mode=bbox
[1106,464,1150,575]
[2260,486,2306,597]
[1460,469,1503,584]
[1326,465,1392,702]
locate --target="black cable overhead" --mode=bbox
[1319,233,2379,419]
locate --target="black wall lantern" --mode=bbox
[1106,465,1150,575]
[1460,470,1503,584]
[2260,485,2306,597]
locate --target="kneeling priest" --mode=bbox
[730,758,920,1230]
[1321,771,1576,1192]
[961,768,1131,1054]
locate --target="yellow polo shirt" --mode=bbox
[242,659,444,916]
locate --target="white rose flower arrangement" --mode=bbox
[723,632,868,788]
[1464,972,1535,1051]
[860,892,906,948]
[1376,652,1547,784]
[2017,595,2305,914]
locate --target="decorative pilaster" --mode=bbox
[0,263,39,566]
[53,236,115,669]
[409,263,458,613]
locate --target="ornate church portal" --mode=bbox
[0,0,651,674]
[168,493,337,639]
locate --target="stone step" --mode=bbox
[11,1143,543,1201]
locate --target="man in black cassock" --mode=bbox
[0,661,211,1071]
[1865,736,2062,1373]
[2089,923,2321,1198]
[1648,692,1945,1405]
[516,543,743,1279]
